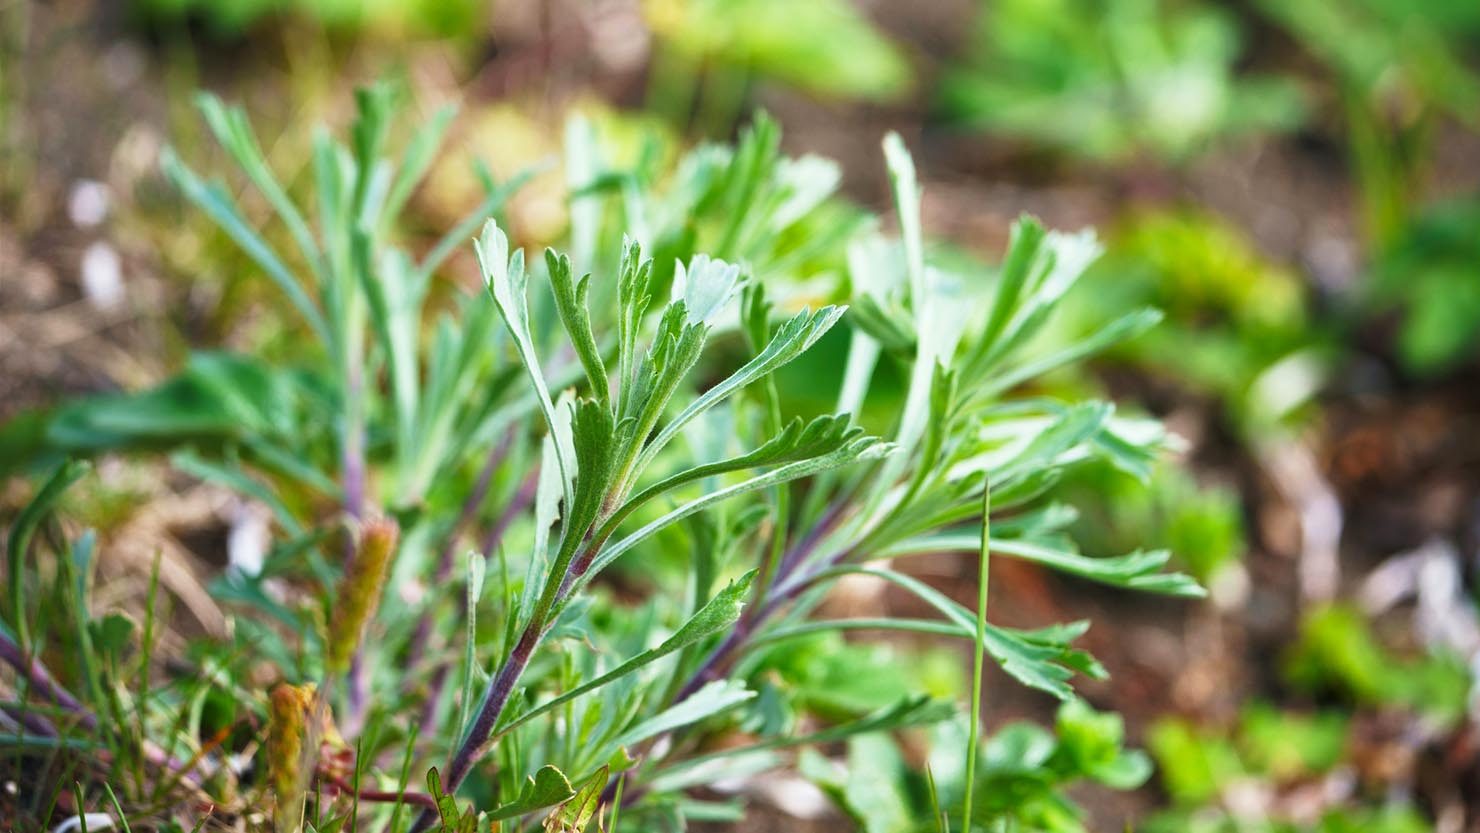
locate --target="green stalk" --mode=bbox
[963,481,991,831]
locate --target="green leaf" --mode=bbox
[979,308,1162,401]
[478,220,574,510]
[993,402,1113,487]
[160,147,330,346]
[561,398,618,558]
[543,765,606,832]
[1053,699,1151,790]
[7,459,89,649]
[674,254,743,326]
[349,84,394,227]
[635,305,848,473]
[750,617,968,647]
[194,93,321,272]
[504,570,758,734]
[615,235,655,411]
[171,451,304,536]
[487,765,577,821]
[881,534,1204,598]
[458,553,488,739]
[614,679,754,748]
[654,696,953,783]
[882,132,925,308]
[814,565,1095,700]
[610,414,864,532]
[88,612,135,662]
[979,216,1047,356]
[426,767,478,833]
[384,102,457,226]
[546,249,610,406]
[585,435,888,585]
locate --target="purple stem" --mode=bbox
[342,357,370,729]
[3,703,59,737]
[0,632,97,732]
[672,506,850,706]
[0,630,209,789]
[410,623,542,833]
[771,501,844,591]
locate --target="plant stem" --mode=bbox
[320,773,437,809]
[0,632,96,731]
[1,702,58,737]
[770,500,844,591]
[342,350,370,731]
[672,507,847,704]
[963,482,991,830]
[410,621,542,833]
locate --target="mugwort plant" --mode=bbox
[1,87,1201,833]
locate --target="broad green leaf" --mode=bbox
[568,397,618,537]
[426,767,477,833]
[543,765,606,833]
[487,765,576,821]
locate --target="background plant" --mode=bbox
[940,0,1305,163]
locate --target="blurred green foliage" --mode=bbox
[1285,604,1471,726]
[1081,209,1321,433]
[1254,0,1480,246]
[1062,462,1245,586]
[1367,196,1480,374]
[941,0,1304,162]
[1145,703,1428,833]
[1143,598,1473,833]
[644,0,910,134]
[132,0,482,36]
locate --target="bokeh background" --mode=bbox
[5,0,1480,830]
